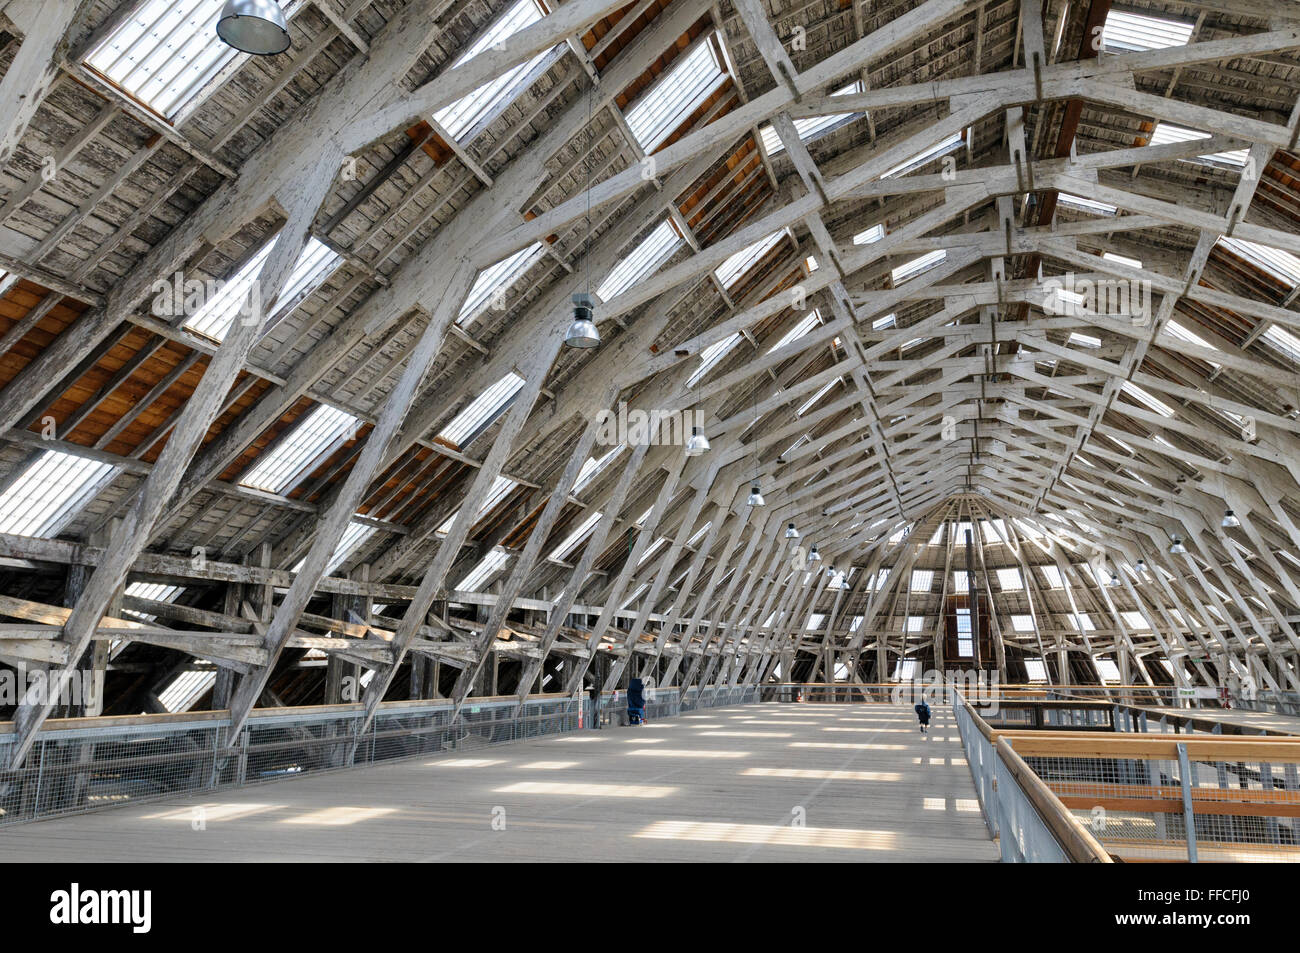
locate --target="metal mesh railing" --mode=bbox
[0,685,758,827]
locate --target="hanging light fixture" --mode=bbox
[785,522,799,539]
[747,483,765,506]
[1221,508,1241,529]
[216,0,292,55]
[565,79,599,350]
[684,426,710,456]
[1108,571,1121,588]
[1169,535,1187,555]
[565,292,600,349]
[1135,558,1147,574]
[809,544,821,562]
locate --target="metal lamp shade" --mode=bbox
[217,0,292,55]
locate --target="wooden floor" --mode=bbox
[1147,706,1300,736]
[0,703,997,862]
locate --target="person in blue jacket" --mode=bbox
[914,699,931,734]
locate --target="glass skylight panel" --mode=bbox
[849,615,864,633]
[440,373,526,446]
[625,38,727,151]
[1072,612,1095,631]
[1023,658,1048,682]
[882,133,962,179]
[1148,122,1247,168]
[549,510,602,562]
[906,615,925,632]
[997,568,1023,591]
[1102,252,1142,270]
[1120,380,1176,418]
[182,236,337,342]
[0,451,116,538]
[456,548,510,592]
[574,445,625,494]
[716,230,786,289]
[806,613,827,631]
[951,571,968,593]
[158,669,217,713]
[459,243,544,326]
[893,658,918,680]
[853,223,885,245]
[436,475,518,535]
[1011,614,1034,632]
[796,377,840,416]
[910,569,933,592]
[1101,10,1194,52]
[767,311,821,353]
[1057,193,1116,216]
[1068,331,1101,348]
[123,581,183,622]
[596,221,682,301]
[241,404,358,494]
[1094,658,1122,683]
[870,568,890,591]
[1120,610,1149,629]
[759,81,864,155]
[432,0,553,141]
[872,313,896,330]
[892,250,946,284]
[637,537,669,567]
[1218,237,1300,289]
[289,519,376,576]
[85,0,244,118]
[687,521,712,547]
[1039,564,1063,589]
[1263,324,1300,364]
[688,332,741,388]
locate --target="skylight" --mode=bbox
[1072,612,1095,631]
[688,332,741,388]
[626,38,727,152]
[457,548,510,592]
[459,243,544,325]
[892,250,946,284]
[951,571,968,593]
[432,0,554,141]
[893,658,918,680]
[1069,331,1101,348]
[1094,658,1122,683]
[123,581,183,622]
[0,451,116,538]
[910,569,933,592]
[597,221,683,301]
[873,313,896,330]
[182,236,340,342]
[1120,610,1149,629]
[853,223,885,246]
[85,0,248,118]
[1218,237,1300,289]
[1148,122,1247,168]
[158,669,217,713]
[997,568,1023,591]
[574,445,625,494]
[759,81,864,155]
[796,377,840,416]
[1120,380,1176,418]
[440,372,526,446]
[906,615,925,632]
[1023,658,1048,682]
[716,230,786,289]
[1039,565,1063,589]
[241,404,358,494]
[1101,10,1194,53]
[882,133,962,179]
[1011,614,1034,632]
[1263,324,1300,364]
[767,311,821,353]
[1057,193,1117,216]
[436,475,518,536]
[549,510,602,562]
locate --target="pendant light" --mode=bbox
[1169,535,1186,555]
[217,0,291,55]
[565,79,600,350]
[1135,558,1147,574]
[685,426,710,456]
[1221,508,1240,529]
[1108,571,1121,588]
[785,522,799,539]
[809,544,821,562]
[747,483,765,506]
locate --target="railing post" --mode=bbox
[1176,742,1198,863]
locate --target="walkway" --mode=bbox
[1147,706,1300,736]
[0,703,997,862]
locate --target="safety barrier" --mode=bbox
[0,684,758,826]
[952,693,1113,863]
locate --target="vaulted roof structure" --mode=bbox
[1,0,1300,763]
